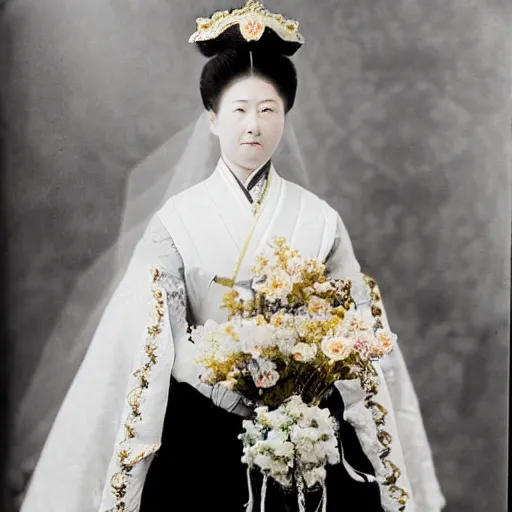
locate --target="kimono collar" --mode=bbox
[218,157,272,204]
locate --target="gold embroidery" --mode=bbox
[361,274,410,509]
[110,267,166,508]
[123,423,135,441]
[383,459,402,486]
[389,484,409,508]
[118,449,130,465]
[134,364,151,389]
[377,430,392,448]
[367,400,388,426]
[127,388,143,419]
[122,443,162,467]
[110,472,127,499]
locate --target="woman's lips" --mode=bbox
[242,142,262,147]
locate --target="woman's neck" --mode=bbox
[221,155,261,186]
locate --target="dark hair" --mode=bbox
[195,25,299,114]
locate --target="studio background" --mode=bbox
[2,1,510,511]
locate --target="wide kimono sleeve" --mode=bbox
[19,214,186,512]
[325,214,446,512]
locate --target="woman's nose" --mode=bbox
[245,111,261,135]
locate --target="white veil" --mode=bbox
[8,106,311,498]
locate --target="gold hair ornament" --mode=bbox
[188,0,304,45]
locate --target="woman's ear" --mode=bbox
[209,110,218,136]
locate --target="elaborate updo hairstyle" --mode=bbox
[194,24,301,114]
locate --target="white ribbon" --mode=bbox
[245,468,254,512]
[339,437,377,483]
[243,470,268,512]
[313,482,328,512]
[297,476,306,512]
[261,474,268,512]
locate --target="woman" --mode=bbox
[20,1,445,511]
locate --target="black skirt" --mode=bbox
[140,379,383,511]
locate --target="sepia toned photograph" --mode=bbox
[1,1,510,511]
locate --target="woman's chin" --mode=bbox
[236,154,269,171]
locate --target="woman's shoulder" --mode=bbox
[159,178,211,214]
[282,176,338,217]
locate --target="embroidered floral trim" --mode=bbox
[110,267,165,510]
[362,274,409,511]
[383,459,402,486]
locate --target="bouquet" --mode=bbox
[191,237,396,510]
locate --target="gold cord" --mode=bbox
[214,172,273,288]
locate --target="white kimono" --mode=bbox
[20,159,445,512]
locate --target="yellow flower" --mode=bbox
[223,324,240,341]
[256,314,266,326]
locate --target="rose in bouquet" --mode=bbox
[191,237,396,509]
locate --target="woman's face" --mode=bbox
[209,75,286,174]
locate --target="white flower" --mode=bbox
[267,428,289,444]
[374,329,396,355]
[241,395,339,491]
[253,453,274,471]
[214,340,240,362]
[303,466,327,488]
[343,310,370,332]
[283,395,306,416]
[273,441,295,459]
[240,323,275,356]
[307,296,331,316]
[255,369,280,388]
[274,328,297,355]
[303,259,326,276]
[286,256,304,276]
[266,411,292,431]
[254,405,269,417]
[323,441,341,465]
[294,317,313,339]
[258,268,294,303]
[298,405,331,430]
[313,281,334,294]
[249,358,280,388]
[203,318,220,336]
[291,342,317,362]
[321,336,353,361]
[291,426,320,444]
[240,420,263,443]
[260,437,295,459]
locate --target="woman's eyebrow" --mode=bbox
[232,99,278,104]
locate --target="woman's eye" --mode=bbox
[235,108,245,113]
[262,108,274,113]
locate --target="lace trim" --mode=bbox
[109,267,166,511]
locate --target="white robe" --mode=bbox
[20,159,445,512]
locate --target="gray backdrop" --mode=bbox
[2,1,510,511]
